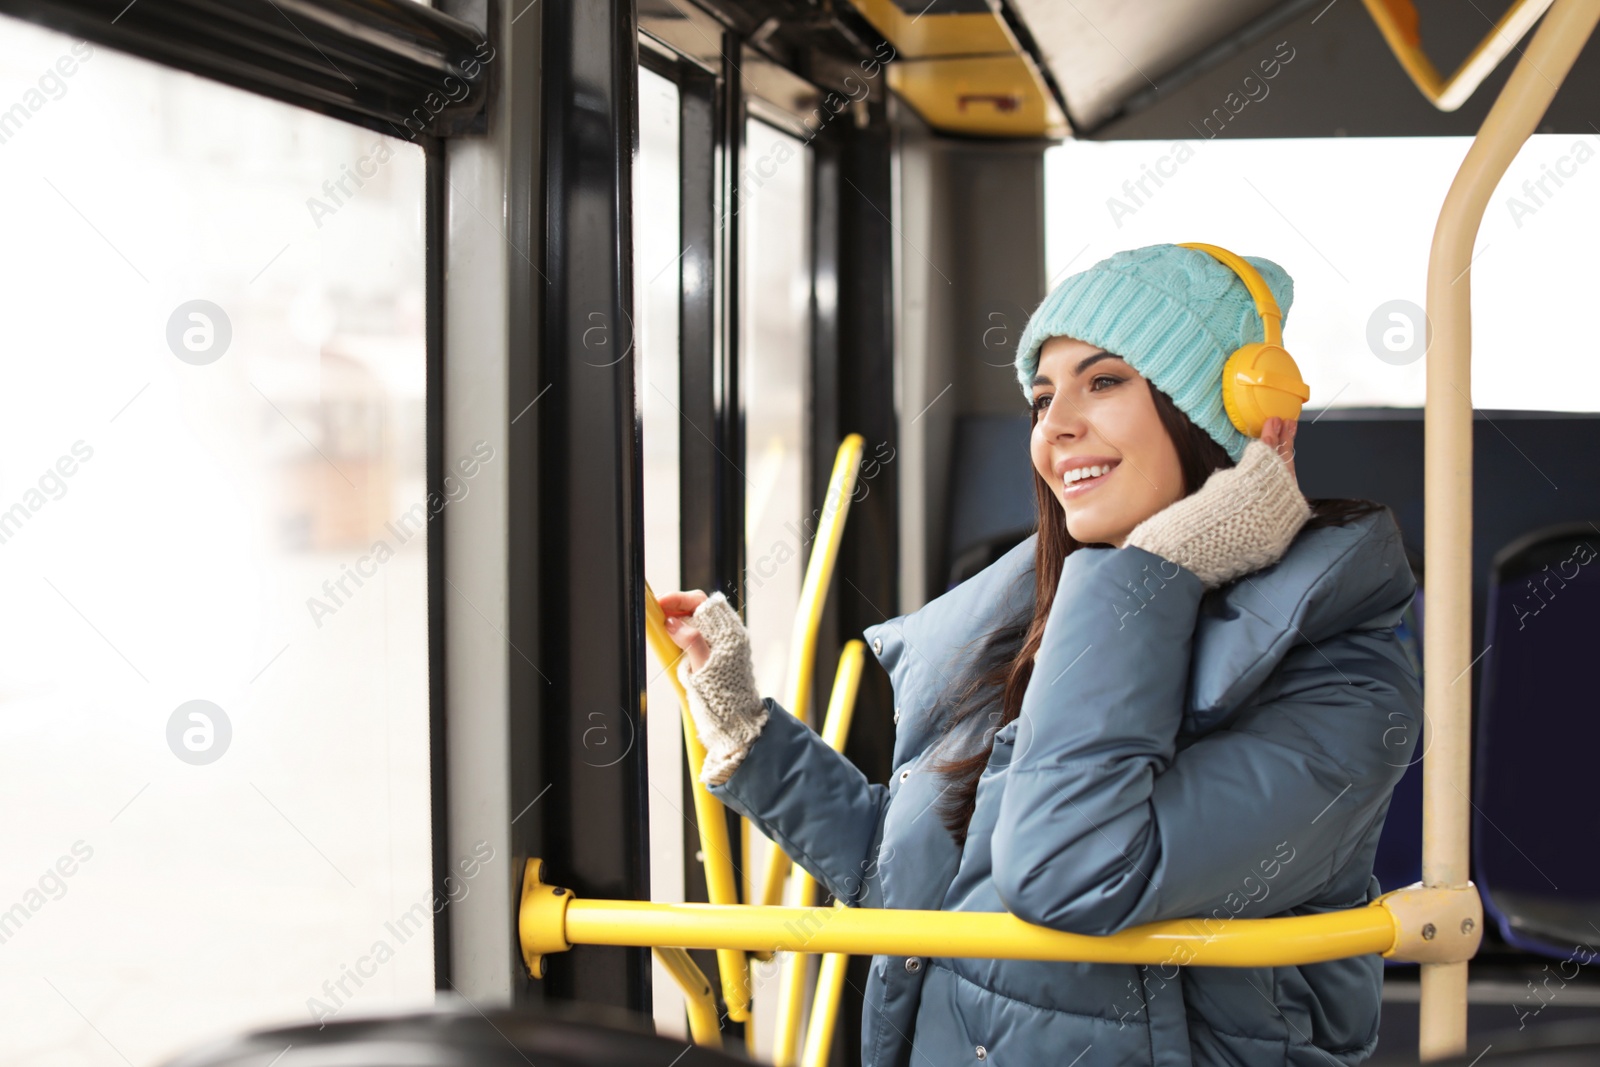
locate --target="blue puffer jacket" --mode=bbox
[708,508,1422,1066]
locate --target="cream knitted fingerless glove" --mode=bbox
[1124,439,1311,590]
[674,592,769,787]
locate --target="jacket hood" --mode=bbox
[864,507,1416,754]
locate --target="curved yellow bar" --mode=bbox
[559,898,1397,968]
[652,947,723,1048]
[794,644,865,1066]
[641,582,752,1023]
[1418,0,1600,1055]
[785,435,866,728]
[801,908,851,1067]
[1361,0,1555,111]
[775,644,867,1066]
[760,435,866,910]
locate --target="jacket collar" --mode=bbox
[864,508,1416,749]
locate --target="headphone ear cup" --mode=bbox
[1222,343,1310,438]
[1220,348,1254,436]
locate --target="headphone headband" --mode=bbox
[1175,241,1308,439]
[1176,242,1284,348]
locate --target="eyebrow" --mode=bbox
[1030,351,1119,388]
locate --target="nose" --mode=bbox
[1038,391,1088,441]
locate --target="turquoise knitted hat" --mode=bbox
[1014,243,1295,464]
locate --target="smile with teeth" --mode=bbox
[1061,462,1117,495]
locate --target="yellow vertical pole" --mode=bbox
[760,435,865,907]
[798,642,866,1066]
[762,437,866,1062]
[652,947,724,1048]
[801,932,851,1067]
[642,584,752,1023]
[1420,0,1600,1057]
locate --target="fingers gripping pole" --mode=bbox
[642,582,752,1023]
[1420,0,1600,1057]
[759,435,866,909]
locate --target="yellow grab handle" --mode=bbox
[642,582,752,1022]
[760,435,866,908]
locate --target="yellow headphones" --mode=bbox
[1177,242,1311,438]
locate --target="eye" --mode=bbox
[1090,374,1123,392]
[1031,392,1051,413]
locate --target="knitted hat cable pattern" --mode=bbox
[1014,244,1295,464]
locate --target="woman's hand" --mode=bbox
[659,589,712,673]
[1123,436,1311,590]
[1259,415,1299,485]
[656,590,769,786]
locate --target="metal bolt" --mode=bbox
[553,887,565,896]
[1421,923,1436,940]
[1461,918,1475,934]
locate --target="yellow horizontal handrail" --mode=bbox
[524,866,1478,982]
[1361,0,1555,111]
[642,582,751,1023]
[529,886,1396,969]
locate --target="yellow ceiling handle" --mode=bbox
[1362,0,1557,111]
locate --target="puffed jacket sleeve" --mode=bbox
[991,543,1418,936]
[708,699,890,907]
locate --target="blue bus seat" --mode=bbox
[1474,523,1600,959]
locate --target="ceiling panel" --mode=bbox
[1008,0,1287,129]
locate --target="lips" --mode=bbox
[1056,457,1120,499]
[1061,465,1116,498]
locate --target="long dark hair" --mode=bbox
[924,384,1386,849]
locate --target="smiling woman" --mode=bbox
[652,243,1415,1066]
[1027,341,1187,548]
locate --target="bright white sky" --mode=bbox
[1045,134,1600,413]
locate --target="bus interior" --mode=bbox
[2,0,1599,1063]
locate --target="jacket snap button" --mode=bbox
[893,706,901,724]
[904,957,921,973]
[899,768,910,781]
[872,638,883,655]
[975,1046,987,1060]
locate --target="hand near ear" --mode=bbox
[1260,416,1299,486]
[1123,438,1311,590]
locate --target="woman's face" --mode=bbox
[1029,335,1186,548]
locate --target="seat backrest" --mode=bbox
[1474,523,1600,956]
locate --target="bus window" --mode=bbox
[740,118,813,711]
[1045,135,1600,413]
[0,16,432,1064]
[633,62,688,1040]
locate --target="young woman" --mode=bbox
[659,243,1422,1066]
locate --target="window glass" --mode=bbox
[0,17,434,1064]
[738,115,812,1058]
[1044,135,1600,412]
[633,63,687,1040]
[740,119,812,709]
